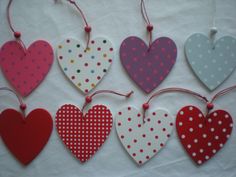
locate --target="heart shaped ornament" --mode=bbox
[176,106,233,165]
[0,109,53,165]
[0,40,54,97]
[57,38,114,94]
[185,33,236,91]
[116,107,174,165]
[56,104,113,163]
[120,36,177,93]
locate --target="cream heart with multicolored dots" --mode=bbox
[116,107,174,165]
[57,38,114,94]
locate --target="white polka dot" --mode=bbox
[189,128,194,132]
[222,128,226,132]
[230,123,233,127]
[202,134,207,138]
[198,114,203,118]
[220,144,223,147]
[179,122,183,126]
[218,121,222,125]
[205,156,209,160]
[189,107,193,111]
[210,128,215,132]
[208,142,212,146]
[198,124,203,128]
[199,149,204,153]
[181,134,186,139]
[198,160,202,164]
[208,118,212,123]
[226,134,230,138]
[212,149,216,153]
[192,152,196,157]
[180,111,184,115]
[187,144,191,149]
[213,113,217,117]
[215,136,219,140]
[194,139,198,143]
[225,114,229,118]
[189,117,193,121]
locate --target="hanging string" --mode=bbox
[81,90,134,113]
[140,0,153,50]
[209,0,217,49]
[7,0,27,53]
[142,88,209,121]
[0,87,26,114]
[210,85,236,104]
[66,0,91,50]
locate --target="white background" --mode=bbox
[0,0,236,177]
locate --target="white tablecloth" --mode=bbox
[0,0,236,177]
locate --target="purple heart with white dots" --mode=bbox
[120,36,177,93]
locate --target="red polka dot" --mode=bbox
[121,135,124,139]
[128,117,131,121]
[152,112,156,116]
[138,124,141,128]
[132,153,136,157]
[142,134,146,138]
[155,135,159,139]
[140,149,143,153]
[85,79,89,82]
[158,120,161,124]
[147,142,151,146]
[66,39,70,43]
[146,156,150,159]
[128,128,132,132]
[139,161,142,164]
[84,63,88,67]
[109,48,113,51]
[128,107,131,110]
[162,128,166,131]
[97,62,101,66]
[160,143,164,147]
[164,114,168,117]
[118,112,122,115]
[71,76,75,80]
[85,89,88,93]
[127,145,131,149]
[153,149,157,153]
[118,122,121,126]
[133,139,137,143]
[97,76,101,80]
[137,114,141,117]
[59,56,63,59]
[170,122,173,126]
[97,47,101,51]
[79,54,82,57]
[167,134,170,138]
[147,118,150,122]
[150,128,154,131]
[108,59,112,63]
[91,40,95,44]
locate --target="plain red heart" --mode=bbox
[56,104,113,163]
[176,105,233,165]
[0,109,53,165]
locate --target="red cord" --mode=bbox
[81,90,134,113]
[0,87,26,113]
[7,0,27,53]
[67,0,91,49]
[140,0,153,50]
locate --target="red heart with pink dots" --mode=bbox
[0,40,53,97]
[56,104,113,163]
[120,36,177,93]
[176,106,233,165]
[116,107,174,165]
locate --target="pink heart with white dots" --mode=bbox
[0,40,53,97]
[116,107,174,165]
[176,106,233,165]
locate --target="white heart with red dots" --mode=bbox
[116,107,174,165]
[57,37,114,94]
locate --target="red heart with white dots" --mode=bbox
[176,106,233,165]
[116,107,174,165]
[55,104,113,163]
[0,109,53,165]
[0,40,53,97]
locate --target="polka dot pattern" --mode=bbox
[0,40,54,97]
[176,106,233,165]
[116,107,174,165]
[185,33,236,91]
[120,36,177,93]
[56,104,113,163]
[57,37,114,94]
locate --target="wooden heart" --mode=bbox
[176,105,233,165]
[0,109,53,165]
[56,104,113,163]
[116,107,174,165]
[57,38,114,94]
[0,40,54,97]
